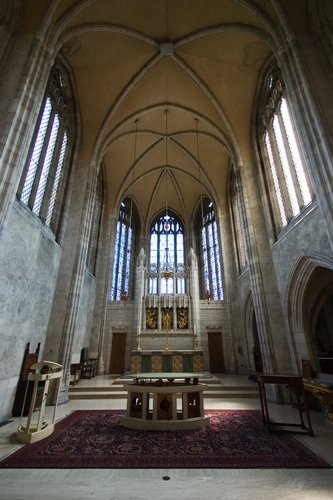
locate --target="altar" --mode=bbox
[130,349,204,374]
[121,375,210,430]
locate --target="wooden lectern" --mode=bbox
[16,361,63,444]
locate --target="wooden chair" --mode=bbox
[12,343,43,416]
[80,348,98,378]
[70,363,81,385]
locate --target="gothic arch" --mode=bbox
[286,253,333,373]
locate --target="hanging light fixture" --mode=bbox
[195,118,210,303]
[161,108,173,281]
[121,119,139,304]
[160,109,173,351]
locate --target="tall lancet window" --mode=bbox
[259,67,313,234]
[111,198,136,301]
[17,61,76,241]
[230,168,248,274]
[198,197,224,300]
[148,211,185,295]
[86,169,104,276]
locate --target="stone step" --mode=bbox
[69,384,125,392]
[69,391,128,400]
[69,390,258,400]
[68,374,259,401]
[68,384,259,401]
[204,390,259,399]
[69,384,257,393]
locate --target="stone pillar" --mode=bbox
[188,247,201,345]
[134,248,146,349]
[54,159,99,402]
[234,163,276,374]
[95,215,116,375]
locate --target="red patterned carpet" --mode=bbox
[0,410,330,469]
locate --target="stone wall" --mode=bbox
[0,202,62,421]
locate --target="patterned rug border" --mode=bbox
[0,409,330,469]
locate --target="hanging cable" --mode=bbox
[129,118,138,230]
[195,118,205,229]
[122,119,138,303]
[165,108,169,227]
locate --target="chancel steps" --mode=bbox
[68,375,259,401]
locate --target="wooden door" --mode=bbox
[208,331,225,373]
[110,332,127,373]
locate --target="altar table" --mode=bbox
[121,377,210,430]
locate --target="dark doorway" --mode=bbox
[110,332,127,373]
[208,331,225,373]
[314,296,333,374]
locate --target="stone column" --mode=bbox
[54,159,99,402]
[94,214,116,375]
[188,247,201,345]
[234,162,276,374]
[134,248,146,349]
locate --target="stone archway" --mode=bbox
[310,281,333,374]
[286,254,333,374]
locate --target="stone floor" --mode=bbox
[0,374,332,500]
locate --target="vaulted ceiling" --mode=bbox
[25,0,289,229]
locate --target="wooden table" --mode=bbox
[257,373,314,436]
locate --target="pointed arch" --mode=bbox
[286,253,333,372]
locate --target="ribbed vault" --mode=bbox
[26,0,281,225]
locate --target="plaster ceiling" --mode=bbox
[25,0,279,227]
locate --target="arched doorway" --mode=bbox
[311,286,333,374]
[287,256,333,375]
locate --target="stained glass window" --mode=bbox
[86,170,104,275]
[17,62,75,241]
[111,198,136,301]
[148,211,185,295]
[230,170,247,273]
[260,70,313,232]
[198,198,224,300]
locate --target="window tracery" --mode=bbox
[148,211,186,295]
[198,197,224,300]
[111,198,136,301]
[259,68,313,234]
[17,62,75,241]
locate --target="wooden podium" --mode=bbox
[16,361,63,444]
